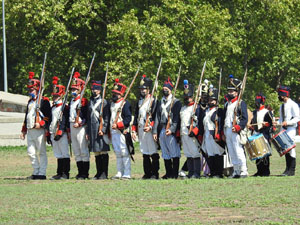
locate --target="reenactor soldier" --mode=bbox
[110,78,133,179]
[201,86,225,178]
[179,80,201,178]
[48,76,70,180]
[69,72,89,179]
[153,77,182,179]
[222,75,248,178]
[86,80,111,180]
[20,72,51,179]
[249,93,273,176]
[274,86,300,176]
[132,75,159,179]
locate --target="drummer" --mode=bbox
[249,93,273,176]
[273,86,300,176]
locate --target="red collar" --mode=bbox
[55,103,63,107]
[116,98,123,103]
[259,105,265,111]
[231,96,238,103]
[209,106,216,111]
[73,96,80,101]
[188,102,194,106]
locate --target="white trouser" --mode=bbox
[138,127,157,155]
[70,123,89,162]
[181,134,201,158]
[51,133,70,159]
[27,129,48,176]
[112,131,131,177]
[225,127,247,175]
[285,127,296,158]
[159,128,181,159]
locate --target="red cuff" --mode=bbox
[117,121,124,130]
[21,125,27,133]
[233,125,241,133]
[150,121,155,127]
[198,135,203,143]
[56,130,63,136]
[264,122,270,127]
[192,127,199,136]
[39,120,45,127]
[132,125,137,132]
[46,131,50,137]
[176,130,180,138]
[215,133,221,141]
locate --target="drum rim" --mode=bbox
[272,129,286,139]
[280,144,296,157]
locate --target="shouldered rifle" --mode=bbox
[232,68,247,127]
[214,67,222,139]
[166,65,181,131]
[75,53,96,123]
[188,61,206,135]
[98,63,109,133]
[113,65,141,126]
[55,67,75,136]
[35,52,47,125]
[144,57,163,128]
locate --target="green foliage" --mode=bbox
[0,0,300,109]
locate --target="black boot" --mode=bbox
[261,156,270,176]
[151,153,160,179]
[94,155,102,179]
[162,159,172,179]
[76,161,84,179]
[282,154,291,176]
[288,157,296,176]
[62,158,70,179]
[215,155,224,178]
[254,158,263,176]
[82,161,90,179]
[101,154,109,179]
[181,159,188,172]
[186,157,194,178]
[142,154,152,179]
[193,157,201,178]
[172,157,180,179]
[51,158,63,180]
[207,156,215,177]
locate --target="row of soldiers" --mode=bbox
[20,70,299,180]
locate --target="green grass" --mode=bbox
[0,145,300,224]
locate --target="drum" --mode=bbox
[245,133,272,161]
[271,130,296,156]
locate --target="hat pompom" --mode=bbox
[29,72,34,79]
[229,74,234,78]
[115,78,119,83]
[142,74,146,78]
[183,80,188,85]
[74,72,80,78]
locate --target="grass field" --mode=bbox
[0,145,300,224]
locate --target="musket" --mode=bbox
[35,52,47,125]
[232,68,248,127]
[55,67,75,136]
[113,65,140,126]
[98,63,109,133]
[214,68,222,139]
[165,65,181,131]
[188,61,206,135]
[75,53,96,123]
[144,57,163,128]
